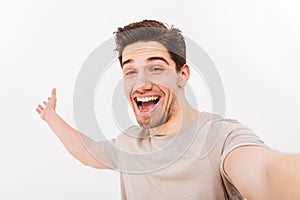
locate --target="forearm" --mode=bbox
[266,153,300,199]
[45,110,107,169]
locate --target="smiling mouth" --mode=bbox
[134,96,160,113]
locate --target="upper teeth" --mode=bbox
[137,96,159,102]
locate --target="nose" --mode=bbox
[133,70,153,93]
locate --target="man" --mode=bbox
[36,19,300,199]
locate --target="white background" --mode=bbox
[1,0,300,199]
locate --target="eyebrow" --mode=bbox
[147,56,170,65]
[122,59,132,66]
[122,56,170,67]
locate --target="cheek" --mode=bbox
[150,75,179,93]
[123,79,133,98]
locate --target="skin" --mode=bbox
[36,41,300,199]
[36,89,109,169]
[224,146,300,199]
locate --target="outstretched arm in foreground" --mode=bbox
[225,145,300,200]
[36,88,109,169]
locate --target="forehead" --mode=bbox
[122,41,172,63]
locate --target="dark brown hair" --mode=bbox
[114,19,186,72]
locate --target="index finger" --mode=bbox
[51,88,56,99]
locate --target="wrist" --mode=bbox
[44,109,58,122]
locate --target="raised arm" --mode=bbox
[224,145,300,199]
[36,88,110,169]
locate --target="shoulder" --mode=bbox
[197,112,265,158]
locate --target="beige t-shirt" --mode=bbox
[89,111,266,199]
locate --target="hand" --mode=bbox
[36,88,57,121]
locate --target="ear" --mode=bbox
[177,64,190,88]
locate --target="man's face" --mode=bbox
[122,41,181,129]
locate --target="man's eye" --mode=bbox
[125,70,136,76]
[151,67,163,72]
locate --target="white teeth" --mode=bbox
[136,96,159,102]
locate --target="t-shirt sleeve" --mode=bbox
[87,139,119,169]
[218,119,267,199]
[86,126,144,171]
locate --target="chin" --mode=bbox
[136,114,167,129]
